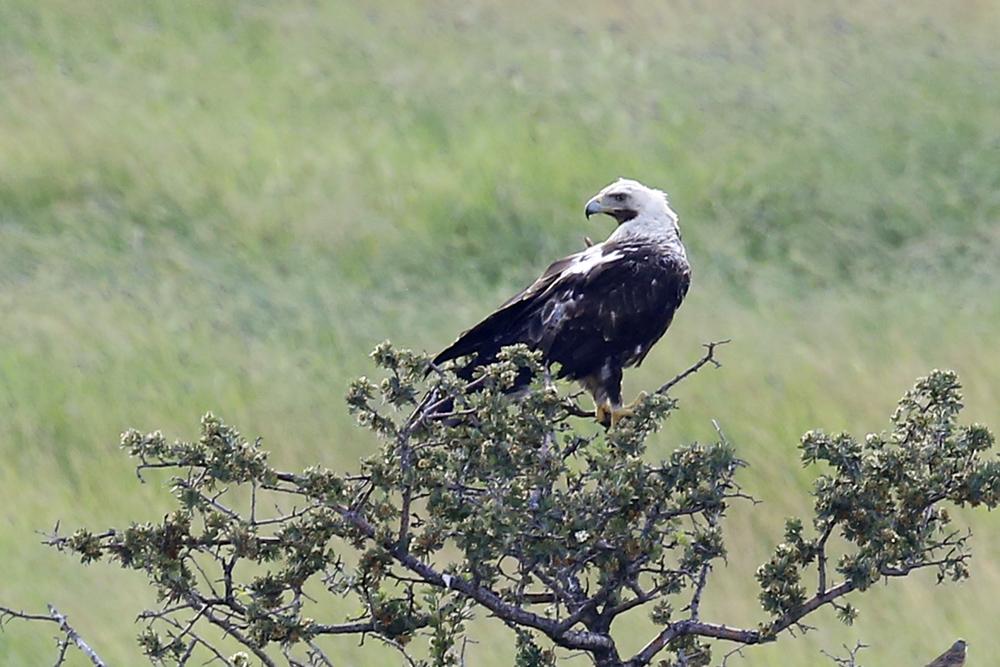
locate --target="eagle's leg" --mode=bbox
[587,363,632,428]
[595,392,650,428]
[594,399,616,428]
[611,391,649,426]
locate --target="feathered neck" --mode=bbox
[606,203,685,257]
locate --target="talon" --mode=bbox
[597,392,650,429]
[595,400,614,428]
[625,391,649,411]
[609,404,632,429]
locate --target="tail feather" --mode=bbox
[432,303,535,370]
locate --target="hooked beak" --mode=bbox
[585,197,604,218]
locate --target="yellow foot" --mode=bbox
[595,392,649,428]
[595,400,613,428]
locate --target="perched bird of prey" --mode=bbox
[433,178,690,426]
[925,639,967,667]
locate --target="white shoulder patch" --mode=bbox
[566,246,623,276]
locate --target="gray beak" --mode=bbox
[585,198,603,218]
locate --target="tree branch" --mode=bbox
[183,593,278,667]
[628,620,763,667]
[335,506,619,654]
[0,605,53,625]
[47,606,108,667]
[0,605,109,667]
[656,340,729,396]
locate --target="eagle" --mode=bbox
[433,178,690,426]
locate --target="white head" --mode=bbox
[584,178,682,247]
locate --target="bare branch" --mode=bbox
[0,606,109,667]
[656,340,730,396]
[47,606,108,667]
[0,605,54,625]
[306,640,336,667]
[821,641,870,667]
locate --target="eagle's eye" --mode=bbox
[610,192,627,203]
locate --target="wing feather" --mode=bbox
[432,242,690,382]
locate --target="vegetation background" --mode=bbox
[1,0,998,664]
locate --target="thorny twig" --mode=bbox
[821,641,870,667]
[0,605,109,667]
[561,339,730,419]
[656,340,730,396]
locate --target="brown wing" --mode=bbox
[431,247,593,367]
[432,242,690,383]
[535,243,690,379]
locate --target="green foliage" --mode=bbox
[33,348,999,666]
[34,344,735,666]
[2,1,1000,665]
[757,370,1000,623]
[515,629,557,667]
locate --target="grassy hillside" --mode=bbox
[1,0,998,664]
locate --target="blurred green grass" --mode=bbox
[1,0,999,664]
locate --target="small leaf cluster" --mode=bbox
[40,348,1000,667]
[347,343,741,663]
[121,413,274,489]
[758,370,1000,623]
